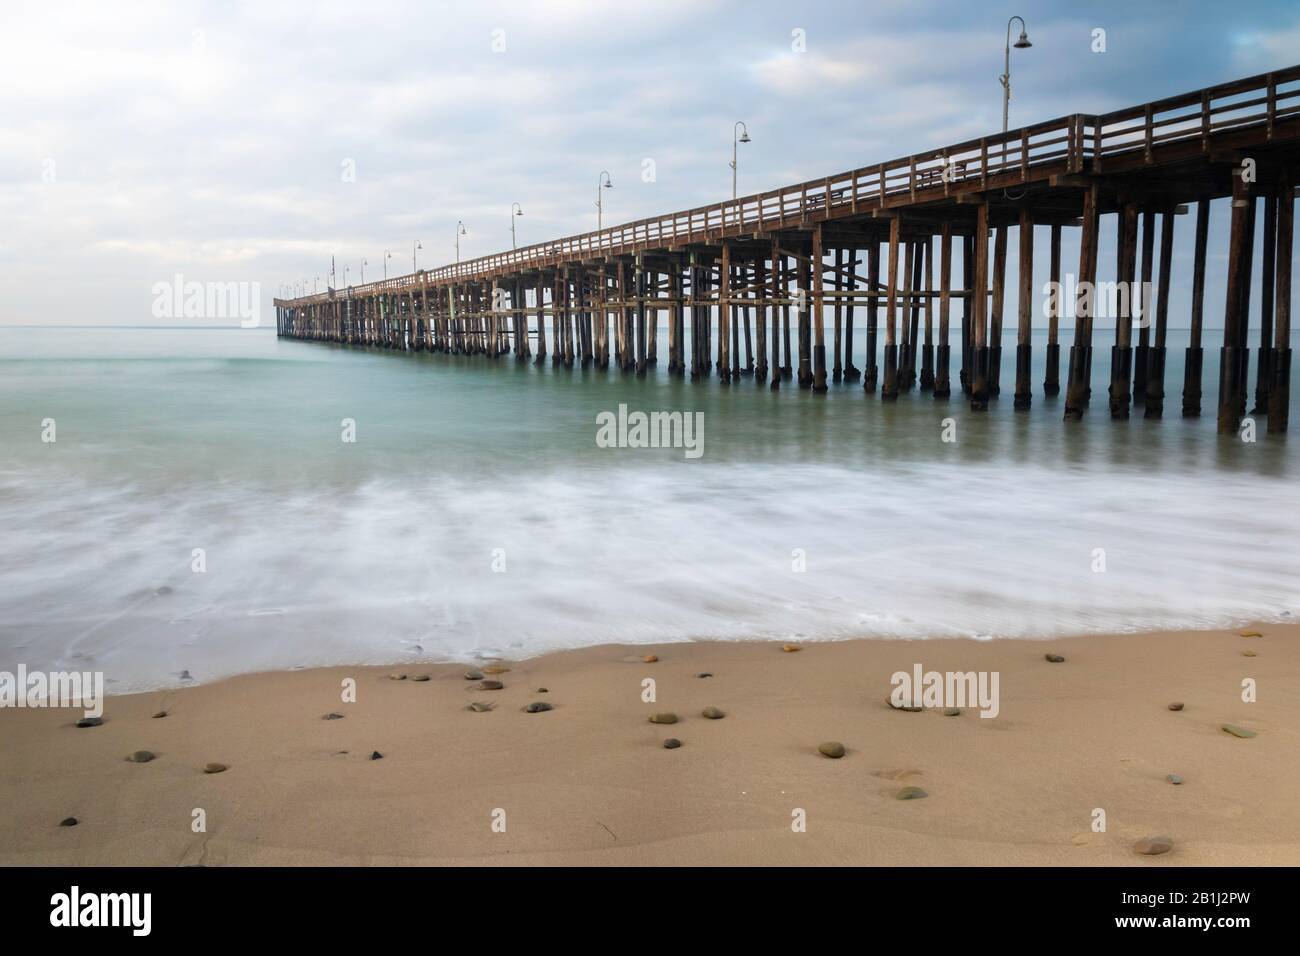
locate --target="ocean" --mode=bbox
[1,324,1295,693]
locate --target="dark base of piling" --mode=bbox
[863,365,878,394]
[1143,346,1167,419]
[1182,347,1203,417]
[1109,346,1133,419]
[970,347,989,411]
[1217,346,1245,434]
[1133,344,1148,406]
[1043,342,1061,396]
[881,345,899,401]
[920,345,935,391]
[934,344,951,399]
[1063,345,1092,420]
[1251,348,1274,415]
[1268,349,1291,434]
[987,345,1002,398]
[844,363,861,382]
[1013,344,1032,410]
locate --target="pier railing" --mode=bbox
[278,64,1300,307]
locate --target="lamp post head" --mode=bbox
[739,130,751,143]
[1014,30,1031,49]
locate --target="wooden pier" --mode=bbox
[276,66,1300,434]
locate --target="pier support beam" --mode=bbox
[970,204,990,411]
[1110,202,1138,419]
[1044,224,1062,396]
[1014,208,1034,410]
[1065,186,1099,419]
[1252,192,1278,414]
[989,224,1007,398]
[1219,173,1254,434]
[812,223,828,392]
[1133,210,1155,403]
[881,216,901,401]
[934,222,952,399]
[1145,210,1175,418]
[1183,199,1209,416]
[863,241,879,393]
[1269,167,1294,435]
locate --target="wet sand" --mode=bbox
[1,625,1296,866]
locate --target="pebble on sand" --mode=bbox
[324,712,344,720]
[370,751,384,760]
[1242,650,1257,657]
[782,644,801,653]
[482,664,511,675]
[1221,724,1257,739]
[696,672,713,679]
[1045,653,1066,663]
[60,817,78,827]
[388,673,407,681]
[75,717,103,728]
[895,786,928,800]
[648,713,678,724]
[702,706,726,719]
[203,763,228,774]
[1167,702,1184,712]
[1134,835,1173,856]
[467,702,494,713]
[818,741,846,759]
[126,751,155,763]
[1239,629,1262,638]
[642,654,658,663]
[524,702,553,713]
[537,687,549,693]
[152,711,167,719]
[464,670,484,681]
[1166,774,1184,785]
[411,675,431,682]
[663,738,682,749]
[479,679,504,691]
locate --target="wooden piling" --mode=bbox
[1252,192,1278,414]
[1183,199,1210,416]
[1110,202,1139,419]
[1219,173,1253,434]
[1014,208,1034,410]
[844,245,860,381]
[1268,167,1293,435]
[920,235,935,391]
[1044,224,1062,396]
[832,246,844,383]
[1144,210,1174,418]
[934,222,952,399]
[755,258,768,383]
[812,224,828,393]
[970,204,990,411]
[882,216,901,401]
[1133,210,1155,403]
[863,241,879,393]
[1064,185,1098,420]
[988,224,1007,398]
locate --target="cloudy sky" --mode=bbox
[1,0,1298,326]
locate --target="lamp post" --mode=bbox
[413,239,423,273]
[730,121,751,200]
[999,16,1032,133]
[455,221,467,263]
[343,265,349,287]
[511,202,523,249]
[383,249,391,279]
[596,170,612,231]
[360,258,367,284]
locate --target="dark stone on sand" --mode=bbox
[370,751,383,760]
[324,712,344,720]
[203,762,228,774]
[1167,702,1184,712]
[75,717,103,728]
[1045,653,1066,663]
[1134,835,1173,856]
[1221,724,1256,739]
[944,708,962,716]
[818,741,846,759]
[1166,774,1183,785]
[537,687,548,693]
[648,712,678,724]
[895,786,928,800]
[696,672,712,679]
[468,702,494,713]
[411,675,430,682]
[482,664,511,675]
[60,817,78,827]
[464,670,484,681]
[479,679,504,691]
[663,738,682,749]
[126,750,155,763]
[388,673,407,681]
[152,711,167,719]
[702,706,725,719]
[524,701,553,713]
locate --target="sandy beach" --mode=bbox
[2,625,1296,866]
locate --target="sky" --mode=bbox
[1,0,1298,327]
